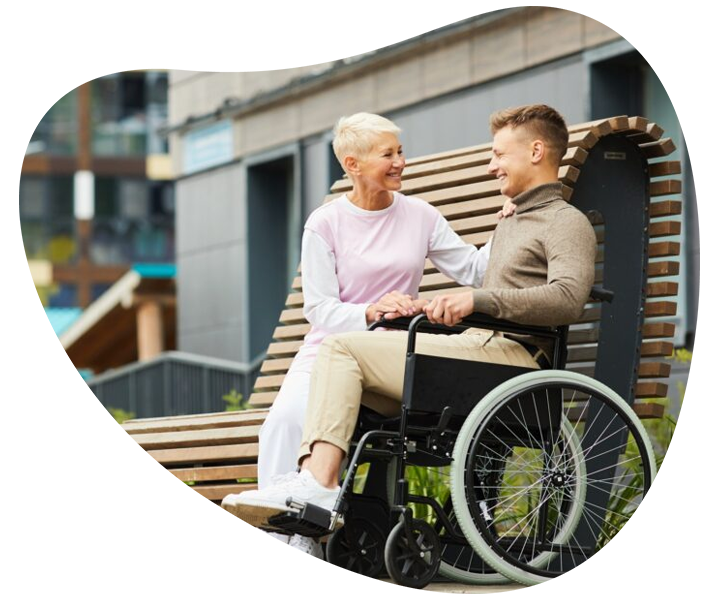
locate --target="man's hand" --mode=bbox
[496,198,517,219]
[424,291,474,326]
[366,291,417,323]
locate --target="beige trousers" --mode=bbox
[297,329,539,462]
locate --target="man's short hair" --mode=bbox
[490,104,569,165]
[332,112,401,169]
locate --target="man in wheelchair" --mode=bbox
[223,104,602,581]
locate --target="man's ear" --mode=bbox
[530,139,545,164]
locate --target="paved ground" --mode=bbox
[68,567,693,594]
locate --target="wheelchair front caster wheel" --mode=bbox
[326,517,385,578]
[384,519,441,588]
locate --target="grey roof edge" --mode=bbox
[160,8,524,136]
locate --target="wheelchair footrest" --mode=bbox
[266,503,338,538]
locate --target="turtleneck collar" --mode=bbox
[511,182,564,214]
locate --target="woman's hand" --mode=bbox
[381,297,430,321]
[496,198,517,219]
[366,291,421,323]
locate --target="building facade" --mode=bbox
[166,7,697,393]
[21,70,174,309]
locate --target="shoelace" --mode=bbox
[280,535,312,563]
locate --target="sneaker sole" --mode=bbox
[222,501,298,527]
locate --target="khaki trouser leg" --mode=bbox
[297,329,538,463]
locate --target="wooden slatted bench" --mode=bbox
[123,115,682,504]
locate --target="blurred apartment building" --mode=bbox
[29,7,697,417]
[22,70,174,310]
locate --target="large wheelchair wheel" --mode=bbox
[450,370,656,586]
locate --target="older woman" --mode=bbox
[222,112,492,557]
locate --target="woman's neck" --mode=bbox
[347,186,394,211]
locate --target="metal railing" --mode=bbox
[88,351,263,418]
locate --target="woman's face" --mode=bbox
[354,132,405,192]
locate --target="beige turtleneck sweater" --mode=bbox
[472,182,596,331]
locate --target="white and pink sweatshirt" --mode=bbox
[289,192,491,374]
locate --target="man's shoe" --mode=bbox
[273,535,323,577]
[228,542,279,577]
[221,469,340,527]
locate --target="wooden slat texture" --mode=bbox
[648,261,680,277]
[650,180,682,197]
[249,392,278,407]
[633,403,666,419]
[649,221,681,238]
[169,464,257,483]
[640,138,677,158]
[647,281,679,297]
[643,322,675,339]
[648,161,681,178]
[635,382,669,398]
[123,411,267,435]
[193,484,257,501]
[638,362,672,378]
[650,201,682,218]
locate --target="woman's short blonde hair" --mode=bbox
[332,112,401,170]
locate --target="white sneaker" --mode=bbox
[273,535,323,577]
[221,471,300,527]
[221,469,340,526]
[267,531,290,544]
[228,542,279,577]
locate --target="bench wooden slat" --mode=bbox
[640,138,677,158]
[643,322,676,338]
[635,381,668,398]
[123,412,267,435]
[649,241,680,258]
[650,180,682,197]
[647,281,679,297]
[280,308,307,324]
[648,261,680,277]
[650,200,682,218]
[249,392,279,407]
[649,220,681,238]
[87,465,257,486]
[648,161,681,178]
[260,358,295,373]
[638,362,672,378]
[627,121,663,144]
[90,483,250,504]
[633,403,666,419]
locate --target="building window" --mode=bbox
[19,176,76,264]
[90,71,168,157]
[20,65,78,156]
[92,176,175,264]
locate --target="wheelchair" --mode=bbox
[263,287,657,588]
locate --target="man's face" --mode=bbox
[488,126,535,199]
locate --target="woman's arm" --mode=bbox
[427,216,491,288]
[301,229,371,331]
